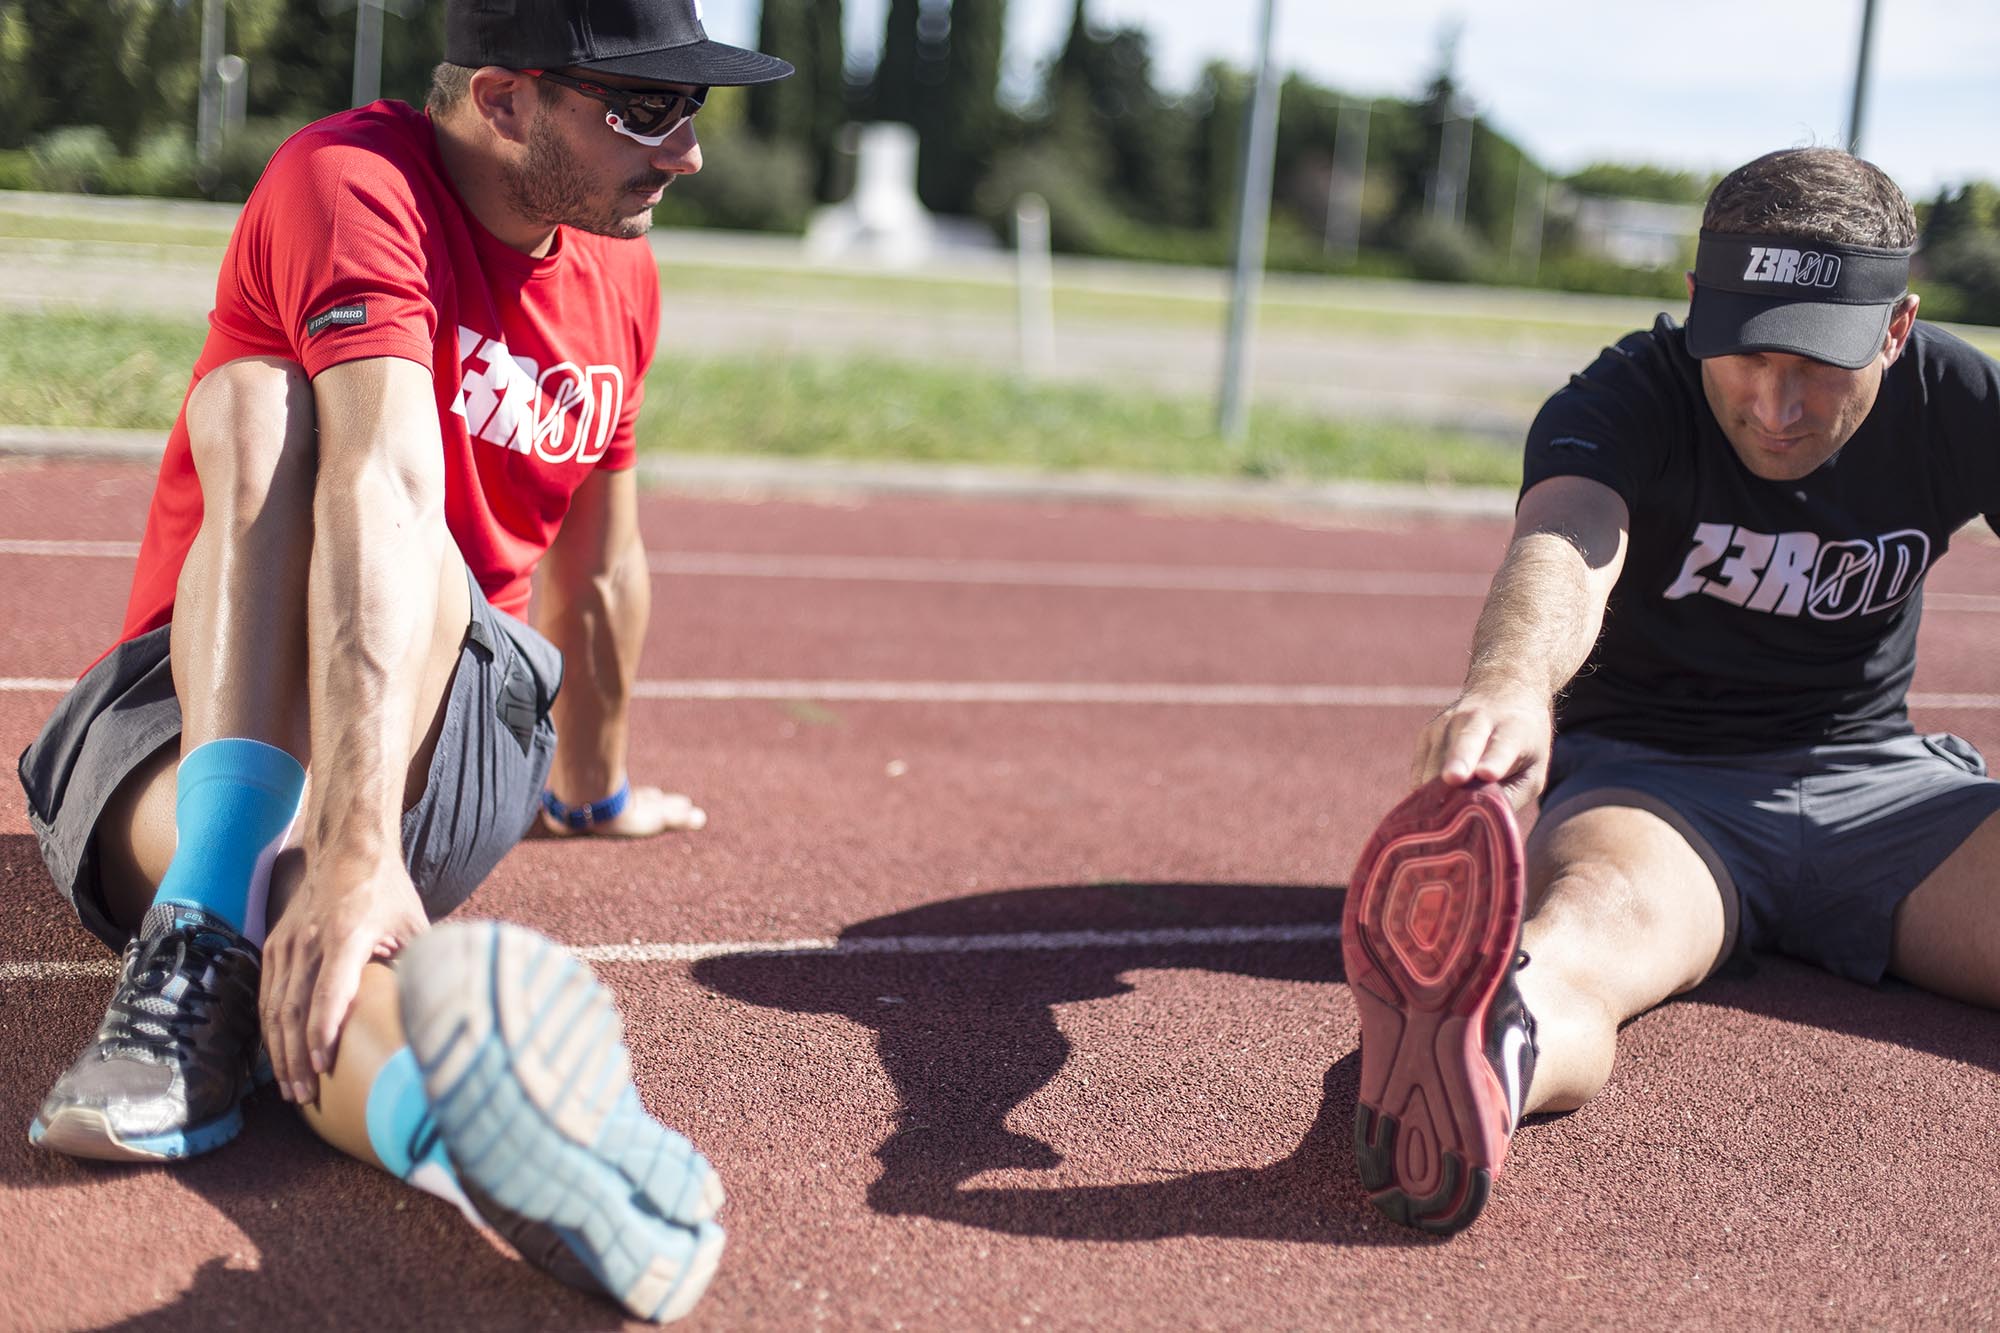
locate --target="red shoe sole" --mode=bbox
[1342,778,1524,1234]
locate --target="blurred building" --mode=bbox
[804,123,997,267]
[1567,195,1701,268]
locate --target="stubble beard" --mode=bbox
[502,116,670,241]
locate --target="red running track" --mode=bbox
[2,456,1999,1329]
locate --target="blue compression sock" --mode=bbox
[366,1046,480,1223]
[150,737,305,946]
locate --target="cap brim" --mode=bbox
[1686,286,1892,371]
[579,40,794,88]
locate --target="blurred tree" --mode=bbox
[11,0,199,153]
[250,0,443,123]
[750,0,846,201]
[1919,182,2000,324]
[806,0,848,198]
[915,0,1004,212]
[1565,162,1711,203]
[1043,0,1197,227]
[857,0,1010,213]
[0,3,31,148]
[1923,181,2000,248]
[865,0,921,124]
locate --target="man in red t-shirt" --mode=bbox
[16,0,788,1320]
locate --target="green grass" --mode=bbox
[0,308,1520,487]
[0,211,232,250]
[0,310,209,428]
[639,352,1517,485]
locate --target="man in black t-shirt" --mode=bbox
[1340,147,2000,1235]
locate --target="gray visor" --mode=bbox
[1687,230,1912,370]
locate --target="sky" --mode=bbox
[700,0,2000,199]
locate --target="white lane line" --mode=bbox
[1926,592,2000,613]
[630,680,1455,707]
[0,960,118,981]
[0,923,1340,982]
[6,675,2000,710]
[0,676,1450,706]
[13,536,2000,610]
[576,923,1340,965]
[2,678,74,692]
[651,551,1491,598]
[0,537,1485,597]
[0,539,141,558]
[1907,693,2000,710]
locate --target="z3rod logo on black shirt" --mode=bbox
[1662,522,1930,620]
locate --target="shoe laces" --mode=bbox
[102,925,249,1056]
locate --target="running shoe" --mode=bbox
[398,921,725,1324]
[31,902,263,1161]
[1343,778,1537,1235]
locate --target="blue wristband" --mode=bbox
[541,780,631,831]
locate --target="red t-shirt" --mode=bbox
[120,100,659,642]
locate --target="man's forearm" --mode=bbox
[303,393,451,871]
[304,457,444,864]
[1463,531,1610,703]
[540,533,650,799]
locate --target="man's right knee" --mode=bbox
[1526,803,1728,1006]
[185,357,317,517]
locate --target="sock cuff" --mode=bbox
[365,1046,439,1180]
[177,737,306,808]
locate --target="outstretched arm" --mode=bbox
[1412,474,1629,809]
[535,465,704,836]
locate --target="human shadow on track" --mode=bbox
[694,880,1431,1247]
[696,878,2000,1246]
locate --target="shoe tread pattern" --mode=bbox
[1343,779,1522,1235]
[400,921,724,1323]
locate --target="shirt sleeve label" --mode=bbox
[305,302,369,337]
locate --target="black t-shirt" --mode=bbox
[1521,316,2000,753]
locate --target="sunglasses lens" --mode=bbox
[617,93,691,137]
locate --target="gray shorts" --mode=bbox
[15,568,561,951]
[1541,730,2000,984]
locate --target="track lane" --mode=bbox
[4,458,2000,1330]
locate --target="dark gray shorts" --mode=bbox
[16,568,561,951]
[1542,730,2000,985]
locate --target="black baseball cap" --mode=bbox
[446,0,794,87]
[1687,229,1914,371]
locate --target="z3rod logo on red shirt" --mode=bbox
[451,326,625,466]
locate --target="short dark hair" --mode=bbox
[425,61,561,116]
[1703,147,1917,249]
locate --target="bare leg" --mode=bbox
[42,356,468,1169]
[173,358,318,756]
[93,356,467,932]
[1515,797,1731,1113]
[298,957,403,1169]
[1889,811,2000,1008]
[96,740,179,930]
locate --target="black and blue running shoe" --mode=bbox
[31,902,263,1161]
[399,921,726,1324]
